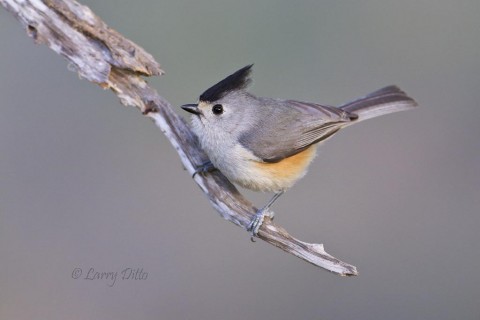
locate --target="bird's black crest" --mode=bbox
[199,64,253,102]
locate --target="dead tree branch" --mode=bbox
[1,0,358,276]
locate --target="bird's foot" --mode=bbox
[192,161,216,178]
[247,208,275,241]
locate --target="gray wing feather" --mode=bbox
[239,99,354,162]
[239,86,416,163]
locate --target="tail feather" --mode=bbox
[340,85,417,122]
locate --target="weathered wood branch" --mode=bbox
[1,0,358,276]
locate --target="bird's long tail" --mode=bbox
[340,85,417,122]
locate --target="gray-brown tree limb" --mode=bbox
[1,0,358,276]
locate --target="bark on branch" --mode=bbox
[1,0,358,276]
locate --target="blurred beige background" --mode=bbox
[1,0,479,319]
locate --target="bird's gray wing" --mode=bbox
[239,100,356,163]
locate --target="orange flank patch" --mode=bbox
[254,146,317,182]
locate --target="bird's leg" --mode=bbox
[247,191,285,238]
[192,160,217,178]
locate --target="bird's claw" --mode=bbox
[247,208,275,241]
[192,161,216,178]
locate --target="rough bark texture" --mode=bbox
[1,0,358,276]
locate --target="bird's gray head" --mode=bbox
[182,64,258,137]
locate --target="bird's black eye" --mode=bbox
[212,104,224,115]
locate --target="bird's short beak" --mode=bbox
[181,104,201,115]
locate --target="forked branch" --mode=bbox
[1,0,358,276]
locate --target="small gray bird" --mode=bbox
[182,65,417,236]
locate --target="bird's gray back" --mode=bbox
[239,98,355,162]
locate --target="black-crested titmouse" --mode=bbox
[182,65,417,236]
